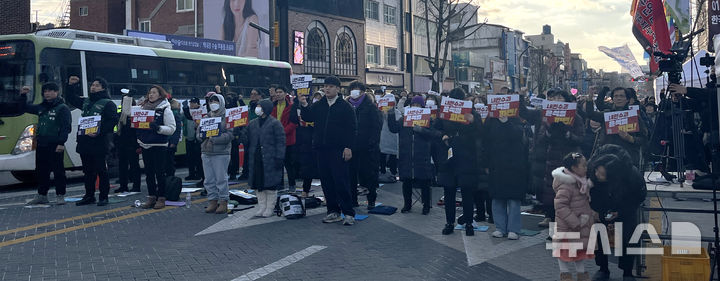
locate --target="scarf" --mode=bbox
[142,97,164,110]
[348,94,365,108]
[565,168,590,195]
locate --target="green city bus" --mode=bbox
[0,29,291,183]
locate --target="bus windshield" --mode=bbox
[0,41,35,117]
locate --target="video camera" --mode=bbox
[654,40,692,84]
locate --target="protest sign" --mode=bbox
[428,104,438,116]
[403,107,431,128]
[439,96,472,124]
[604,109,640,134]
[376,95,396,112]
[225,106,249,129]
[541,100,577,125]
[199,117,222,138]
[78,116,101,136]
[488,95,520,118]
[530,97,545,108]
[475,103,489,121]
[130,106,155,129]
[189,107,206,125]
[291,75,312,89]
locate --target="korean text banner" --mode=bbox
[376,95,396,112]
[78,116,101,136]
[475,103,488,121]
[130,106,155,130]
[542,101,577,125]
[632,0,672,73]
[190,107,207,125]
[604,109,640,134]
[403,107,431,128]
[200,117,222,138]
[225,106,249,129]
[487,94,520,118]
[204,0,270,59]
[439,96,472,124]
[598,45,645,79]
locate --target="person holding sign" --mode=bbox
[434,88,483,236]
[136,86,177,210]
[584,87,648,166]
[347,82,382,210]
[519,90,584,229]
[298,76,358,226]
[19,82,72,205]
[247,99,286,217]
[115,89,141,193]
[182,98,205,181]
[271,86,299,192]
[198,93,234,214]
[387,96,439,215]
[295,91,321,197]
[64,76,118,207]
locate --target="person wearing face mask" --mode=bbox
[378,89,399,179]
[135,86,177,209]
[246,99,286,217]
[240,88,264,180]
[346,82,382,209]
[271,86,299,192]
[434,88,483,236]
[198,93,234,214]
[587,144,646,281]
[584,87,648,166]
[19,82,72,205]
[65,76,119,206]
[298,76,358,226]
[387,96,440,215]
[519,90,585,229]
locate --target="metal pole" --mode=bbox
[194,0,198,37]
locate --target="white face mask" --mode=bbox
[209,103,220,112]
[426,100,436,107]
[474,103,483,109]
[350,90,361,99]
[312,98,319,103]
[255,107,263,116]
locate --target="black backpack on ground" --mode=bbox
[164,176,182,201]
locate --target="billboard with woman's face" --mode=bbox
[204,0,269,59]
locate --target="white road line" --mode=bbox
[230,245,327,281]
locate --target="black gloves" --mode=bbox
[150,122,160,133]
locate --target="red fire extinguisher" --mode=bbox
[238,144,245,167]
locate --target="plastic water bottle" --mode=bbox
[185,192,192,208]
[133,200,142,208]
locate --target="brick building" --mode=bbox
[1,0,31,35]
[70,0,126,34]
[70,0,201,36]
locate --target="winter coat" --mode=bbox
[588,146,647,217]
[182,105,198,142]
[168,99,183,146]
[19,96,72,147]
[295,103,318,179]
[272,95,299,146]
[432,111,483,179]
[484,118,529,200]
[299,95,357,151]
[247,115,286,191]
[552,167,595,247]
[64,84,118,155]
[380,113,399,155]
[584,101,648,166]
[349,94,382,153]
[387,108,442,181]
[198,94,233,155]
[136,99,177,149]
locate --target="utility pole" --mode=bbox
[34,10,39,24]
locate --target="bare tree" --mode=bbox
[420,0,486,91]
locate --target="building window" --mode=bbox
[383,5,396,25]
[305,21,330,75]
[385,47,397,66]
[177,0,194,12]
[140,20,151,32]
[79,6,88,17]
[365,0,379,21]
[366,44,380,65]
[335,26,357,76]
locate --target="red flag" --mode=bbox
[632,0,672,74]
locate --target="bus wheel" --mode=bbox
[11,171,37,184]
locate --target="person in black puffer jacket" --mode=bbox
[434,88,483,236]
[346,81,382,209]
[388,95,442,215]
[588,144,646,281]
[295,92,321,197]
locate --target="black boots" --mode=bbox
[442,224,454,235]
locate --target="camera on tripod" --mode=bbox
[655,40,692,84]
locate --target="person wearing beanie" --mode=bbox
[298,76,358,226]
[388,95,439,215]
[247,99,286,217]
[198,92,233,214]
[346,81,381,209]
[434,88,483,236]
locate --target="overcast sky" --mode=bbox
[31,0,645,72]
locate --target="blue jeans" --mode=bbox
[202,154,231,201]
[492,199,522,234]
